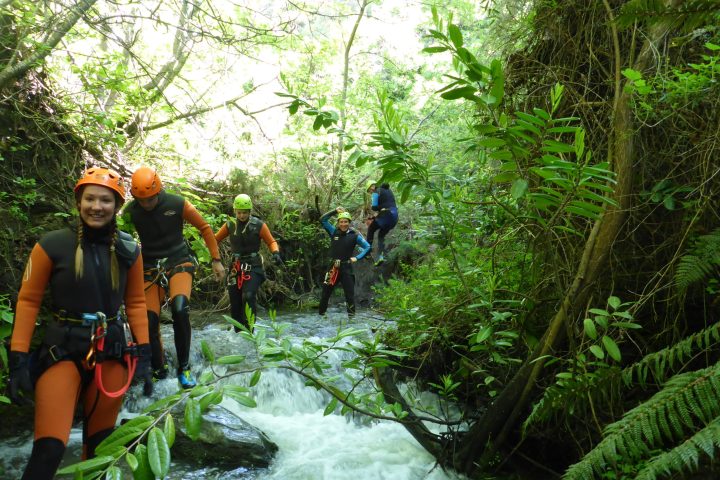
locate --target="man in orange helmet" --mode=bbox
[123,166,224,389]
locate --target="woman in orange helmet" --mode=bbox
[8,167,153,480]
[124,166,225,389]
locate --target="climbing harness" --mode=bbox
[323,260,341,286]
[144,257,170,291]
[144,256,198,308]
[90,311,139,398]
[44,309,139,398]
[230,259,252,289]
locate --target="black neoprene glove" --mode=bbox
[272,252,284,267]
[9,351,34,406]
[135,344,154,397]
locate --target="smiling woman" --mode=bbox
[7,167,153,480]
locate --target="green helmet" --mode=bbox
[337,211,352,221]
[233,193,252,210]
[366,180,377,192]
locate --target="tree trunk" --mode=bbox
[0,0,99,90]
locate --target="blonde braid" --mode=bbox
[74,221,84,280]
[110,224,120,291]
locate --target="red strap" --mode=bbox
[329,266,339,286]
[93,327,138,398]
[235,260,252,289]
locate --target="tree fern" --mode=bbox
[563,363,720,479]
[525,322,720,432]
[617,0,720,32]
[675,227,720,290]
[635,417,720,480]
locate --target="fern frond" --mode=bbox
[622,322,720,387]
[526,323,720,433]
[563,363,720,479]
[617,0,720,32]
[675,227,720,290]
[635,417,720,480]
[523,366,621,432]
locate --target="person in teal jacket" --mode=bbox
[318,207,371,317]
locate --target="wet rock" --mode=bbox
[173,405,277,468]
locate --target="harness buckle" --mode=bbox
[48,344,61,362]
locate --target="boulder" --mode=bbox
[173,405,277,469]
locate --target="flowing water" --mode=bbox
[0,307,461,480]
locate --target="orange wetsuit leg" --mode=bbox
[81,360,127,457]
[143,280,163,316]
[168,267,193,300]
[34,361,82,443]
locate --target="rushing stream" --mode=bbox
[1,307,461,480]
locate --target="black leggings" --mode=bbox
[228,270,265,329]
[319,266,355,315]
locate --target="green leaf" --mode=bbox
[312,115,323,130]
[663,195,675,210]
[584,318,598,340]
[516,111,545,127]
[324,397,338,416]
[611,321,642,330]
[224,389,258,408]
[448,24,463,48]
[132,444,154,480]
[126,452,139,471]
[422,46,449,53]
[622,68,643,81]
[608,296,621,309]
[143,393,182,413]
[106,465,123,480]
[201,340,215,363]
[163,414,176,449]
[589,345,605,360]
[602,336,622,362]
[199,391,223,411]
[56,455,114,475]
[288,100,299,115]
[510,179,528,199]
[475,326,493,344]
[250,369,262,387]
[492,171,518,183]
[477,138,506,148]
[148,427,171,479]
[216,355,246,365]
[95,416,153,455]
[185,398,202,441]
[440,86,477,100]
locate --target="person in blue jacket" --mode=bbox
[365,181,398,265]
[319,207,371,317]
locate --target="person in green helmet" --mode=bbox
[215,193,283,330]
[318,207,371,317]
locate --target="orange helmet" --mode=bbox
[131,167,162,198]
[74,167,126,203]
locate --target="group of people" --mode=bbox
[6,166,397,479]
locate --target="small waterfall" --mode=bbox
[0,309,461,480]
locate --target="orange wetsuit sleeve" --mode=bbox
[125,253,149,344]
[259,224,279,253]
[183,200,221,260]
[215,223,229,244]
[11,244,53,352]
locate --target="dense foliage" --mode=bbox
[1,0,720,479]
